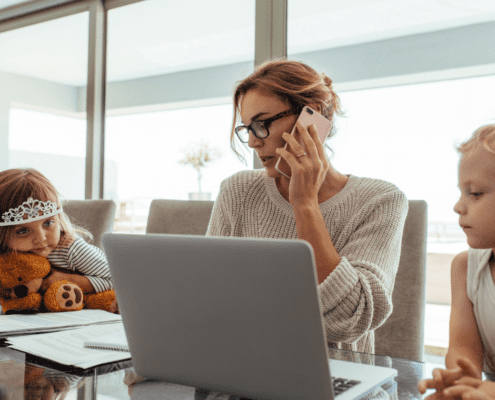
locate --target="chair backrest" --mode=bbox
[145,199,214,235]
[63,200,116,250]
[374,200,428,362]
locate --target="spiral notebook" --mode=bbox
[84,329,129,352]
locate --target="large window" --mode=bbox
[105,0,255,232]
[332,75,495,303]
[288,0,495,353]
[0,11,89,197]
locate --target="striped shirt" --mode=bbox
[47,236,113,293]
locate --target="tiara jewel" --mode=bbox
[0,197,63,226]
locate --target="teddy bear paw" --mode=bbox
[44,280,84,312]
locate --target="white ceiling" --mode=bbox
[0,0,494,86]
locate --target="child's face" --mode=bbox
[454,145,495,249]
[7,216,61,257]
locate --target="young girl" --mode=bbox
[0,168,116,313]
[419,124,495,400]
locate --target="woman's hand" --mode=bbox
[418,358,482,398]
[275,121,329,206]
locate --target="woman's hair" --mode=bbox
[230,59,344,163]
[0,168,92,254]
[457,124,495,156]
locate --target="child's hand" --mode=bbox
[40,268,72,292]
[443,378,495,400]
[418,358,481,397]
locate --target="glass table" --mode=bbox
[0,343,490,400]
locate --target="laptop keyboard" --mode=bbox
[331,376,362,396]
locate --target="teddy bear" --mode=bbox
[0,252,116,314]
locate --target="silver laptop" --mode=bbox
[103,233,397,400]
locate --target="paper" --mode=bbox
[5,322,131,369]
[84,328,129,352]
[0,309,122,337]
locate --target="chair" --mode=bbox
[374,200,428,362]
[63,199,116,250]
[145,199,214,235]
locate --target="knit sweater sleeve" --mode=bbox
[318,188,408,344]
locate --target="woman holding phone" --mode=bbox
[207,59,408,352]
[125,59,409,398]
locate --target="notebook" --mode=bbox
[103,233,397,400]
[84,328,129,352]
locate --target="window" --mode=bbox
[106,0,255,232]
[288,0,495,352]
[105,104,253,232]
[0,12,89,196]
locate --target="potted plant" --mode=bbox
[179,141,221,200]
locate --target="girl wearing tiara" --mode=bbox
[418,124,495,400]
[0,168,117,313]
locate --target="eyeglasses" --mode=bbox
[235,108,299,143]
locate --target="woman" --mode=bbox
[126,59,409,398]
[207,59,408,352]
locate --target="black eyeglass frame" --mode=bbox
[234,107,301,143]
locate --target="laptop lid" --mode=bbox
[103,233,333,400]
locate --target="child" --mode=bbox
[418,124,495,399]
[0,168,116,313]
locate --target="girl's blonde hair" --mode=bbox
[457,124,495,155]
[230,59,343,163]
[0,168,92,254]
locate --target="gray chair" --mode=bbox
[374,200,428,362]
[145,199,214,235]
[63,199,116,250]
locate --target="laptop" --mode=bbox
[103,233,397,400]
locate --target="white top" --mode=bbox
[47,236,113,293]
[466,248,495,373]
[206,170,408,354]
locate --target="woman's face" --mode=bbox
[239,90,298,178]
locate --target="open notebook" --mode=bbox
[84,329,129,352]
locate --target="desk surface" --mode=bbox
[0,344,442,400]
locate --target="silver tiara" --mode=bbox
[0,197,63,226]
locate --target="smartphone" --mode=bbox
[275,106,332,179]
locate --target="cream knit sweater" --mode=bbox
[206,169,408,354]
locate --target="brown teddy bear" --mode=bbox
[0,252,116,314]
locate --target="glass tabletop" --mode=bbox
[0,344,421,400]
[1,343,491,400]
